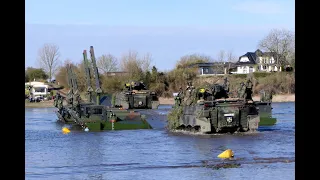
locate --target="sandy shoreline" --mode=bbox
[25,94,295,108]
[159,94,295,105]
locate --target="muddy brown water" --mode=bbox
[25,102,295,180]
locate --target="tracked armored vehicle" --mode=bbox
[167,78,260,133]
[54,46,152,131]
[113,81,160,109]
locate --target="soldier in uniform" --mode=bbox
[259,90,266,102]
[237,82,246,98]
[265,89,273,102]
[139,81,147,90]
[184,81,195,105]
[223,77,230,93]
[54,92,59,107]
[66,90,73,105]
[57,95,63,111]
[174,87,184,107]
[245,79,253,100]
[73,91,82,117]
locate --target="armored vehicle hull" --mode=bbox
[114,91,160,109]
[56,102,152,131]
[174,99,260,133]
[168,78,263,134]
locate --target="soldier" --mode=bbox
[125,83,131,91]
[54,92,60,107]
[265,89,273,102]
[174,87,185,107]
[245,79,253,100]
[174,95,181,107]
[184,81,195,105]
[259,90,266,102]
[73,91,82,117]
[66,90,73,105]
[237,82,246,98]
[139,81,147,90]
[57,95,63,111]
[245,78,253,89]
[223,77,230,93]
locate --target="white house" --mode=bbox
[233,49,282,74]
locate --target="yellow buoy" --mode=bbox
[217,149,234,158]
[62,127,70,134]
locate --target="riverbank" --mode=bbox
[159,94,295,105]
[25,100,56,108]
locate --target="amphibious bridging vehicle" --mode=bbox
[54,46,152,131]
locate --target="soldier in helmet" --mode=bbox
[73,91,82,117]
[139,81,147,90]
[237,82,246,98]
[54,92,59,107]
[185,81,195,105]
[174,87,184,107]
[245,79,253,100]
[259,90,266,102]
[223,77,230,93]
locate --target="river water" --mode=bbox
[25,102,295,180]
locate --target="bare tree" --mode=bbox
[141,52,152,71]
[216,50,226,62]
[226,50,237,62]
[213,50,226,74]
[258,28,295,67]
[119,51,152,80]
[225,50,237,74]
[97,54,118,74]
[175,53,212,69]
[119,51,139,72]
[37,43,61,82]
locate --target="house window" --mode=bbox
[249,66,253,73]
[263,58,266,64]
[263,66,267,70]
[34,87,46,92]
[243,67,248,73]
[270,58,275,64]
[202,68,209,74]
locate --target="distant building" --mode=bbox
[188,62,237,76]
[25,81,49,97]
[233,49,285,74]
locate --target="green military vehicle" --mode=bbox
[113,81,160,109]
[54,46,152,131]
[168,78,261,133]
